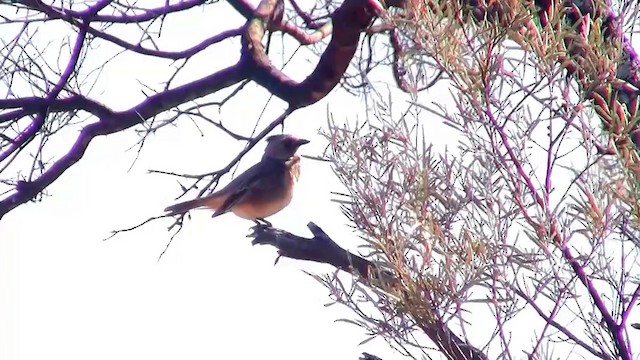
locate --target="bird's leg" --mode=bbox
[255,217,273,227]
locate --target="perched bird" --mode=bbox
[164,134,310,225]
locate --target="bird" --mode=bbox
[164,134,310,226]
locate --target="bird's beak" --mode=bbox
[295,138,310,146]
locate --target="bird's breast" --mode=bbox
[231,183,294,219]
[231,159,300,220]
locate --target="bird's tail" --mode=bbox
[164,195,223,216]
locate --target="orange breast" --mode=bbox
[231,191,293,219]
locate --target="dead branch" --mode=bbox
[249,222,489,360]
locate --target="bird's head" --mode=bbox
[263,134,310,161]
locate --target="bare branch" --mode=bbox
[0,62,248,218]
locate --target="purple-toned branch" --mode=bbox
[15,0,206,24]
[0,20,90,164]
[13,0,243,60]
[85,25,244,60]
[0,94,116,123]
[483,83,633,359]
[289,0,326,29]
[239,0,390,108]
[276,21,334,45]
[621,284,640,327]
[560,245,632,358]
[0,63,247,218]
[513,287,608,359]
[18,1,329,59]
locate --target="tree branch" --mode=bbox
[0,62,248,219]
[83,25,244,60]
[239,0,393,108]
[15,0,206,24]
[0,21,90,164]
[512,287,608,359]
[250,222,489,360]
[250,222,374,275]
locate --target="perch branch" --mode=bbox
[249,222,489,360]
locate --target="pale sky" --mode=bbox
[1,1,639,359]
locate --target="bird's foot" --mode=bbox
[254,218,273,228]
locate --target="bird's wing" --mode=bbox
[164,161,269,216]
[210,161,271,217]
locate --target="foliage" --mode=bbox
[319,0,640,358]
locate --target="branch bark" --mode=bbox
[0,63,248,219]
[240,0,390,108]
[249,222,489,360]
